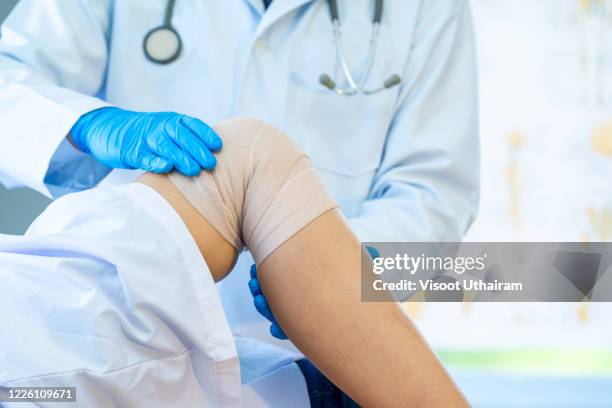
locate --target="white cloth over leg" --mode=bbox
[0,183,309,407]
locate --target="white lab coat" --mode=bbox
[0,183,309,407]
[0,0,479,401]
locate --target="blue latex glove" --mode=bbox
[248,264,288,340]
[247,247,380,341]
[70,107,222,176]
[366,245,380,259]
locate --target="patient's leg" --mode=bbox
[260,211,465,407]
[138,118,467,407]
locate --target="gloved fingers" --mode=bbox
[366,246,381,259]
[250,264,287,340]
[253,294,277,323]
[248,278,262,296]
[180,116,223,151]
[270,324,288,340]
[138,151,173,173]
[173,122,218,170]
[147,135,201,176]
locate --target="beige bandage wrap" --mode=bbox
[168,118,338,265]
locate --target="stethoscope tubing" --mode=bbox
[164,0,176,26]
[323,0,401,96]
[143,0,400,95]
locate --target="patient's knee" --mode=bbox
[169,118,337,265]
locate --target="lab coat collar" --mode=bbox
[253,0,317,37]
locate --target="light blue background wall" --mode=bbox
[0,0,52,235]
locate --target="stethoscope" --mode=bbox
[319,0,401,95]
[143,0,401,96]
[143,0,181,64]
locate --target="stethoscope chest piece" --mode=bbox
[143,25,182,64]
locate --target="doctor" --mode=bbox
[0,0,478,402]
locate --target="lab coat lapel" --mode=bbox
[255,0,317,37]
[242,0,265,15]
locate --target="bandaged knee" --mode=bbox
[168,118,338,264]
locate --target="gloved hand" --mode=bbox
[248,264,288,340]
[247,247,380,341]
[70,107,222,176]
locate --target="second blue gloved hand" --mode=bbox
[248,264,288,340]
[70,107,222,176]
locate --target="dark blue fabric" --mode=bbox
[262,0,273,9]
[296,359,361,408]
